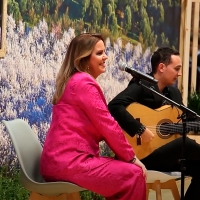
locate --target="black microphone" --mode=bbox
[119,62,158,84]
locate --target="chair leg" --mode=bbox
[161,179,180,200]
[66,192,81,200]
[29,192,48,200]
[152,180,162,200]
[29,192,81,200]
[146,183,151,200]
[169,180,180,200]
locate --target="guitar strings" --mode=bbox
[146,121,200,133]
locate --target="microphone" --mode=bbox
[119,62,158,84]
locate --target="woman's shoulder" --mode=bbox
[67,72,99,93]
[71,72,96,84]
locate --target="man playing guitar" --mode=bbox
[108,47,200,200]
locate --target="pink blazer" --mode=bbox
[40,72,135,179]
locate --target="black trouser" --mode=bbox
[141,137,200,200]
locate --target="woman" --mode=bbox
[40,33,146,200]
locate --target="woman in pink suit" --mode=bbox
[40,33,147,200]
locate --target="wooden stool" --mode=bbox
[146,171,181,200]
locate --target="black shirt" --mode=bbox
[108,75,182,137]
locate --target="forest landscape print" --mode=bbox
[0,0,181,168]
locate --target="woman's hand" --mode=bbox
[141,128,154,142]
[134,157,147,179]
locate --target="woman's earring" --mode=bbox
[87,66,90,73]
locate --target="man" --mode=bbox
[108,47,200,200]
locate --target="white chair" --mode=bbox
[146,170,181,200]
[2,119,86,200]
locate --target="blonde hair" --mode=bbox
[52,33,104,105]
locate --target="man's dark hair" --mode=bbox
[151,47,180,74]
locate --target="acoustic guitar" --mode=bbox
[124,103,200,159]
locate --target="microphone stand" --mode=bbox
[135,79,200,200]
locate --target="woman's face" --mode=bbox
[87,40,108,79]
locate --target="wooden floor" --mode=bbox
[148,177,191,200]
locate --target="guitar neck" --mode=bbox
[153,121,200,135]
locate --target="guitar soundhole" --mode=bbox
[156,119,173,139]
